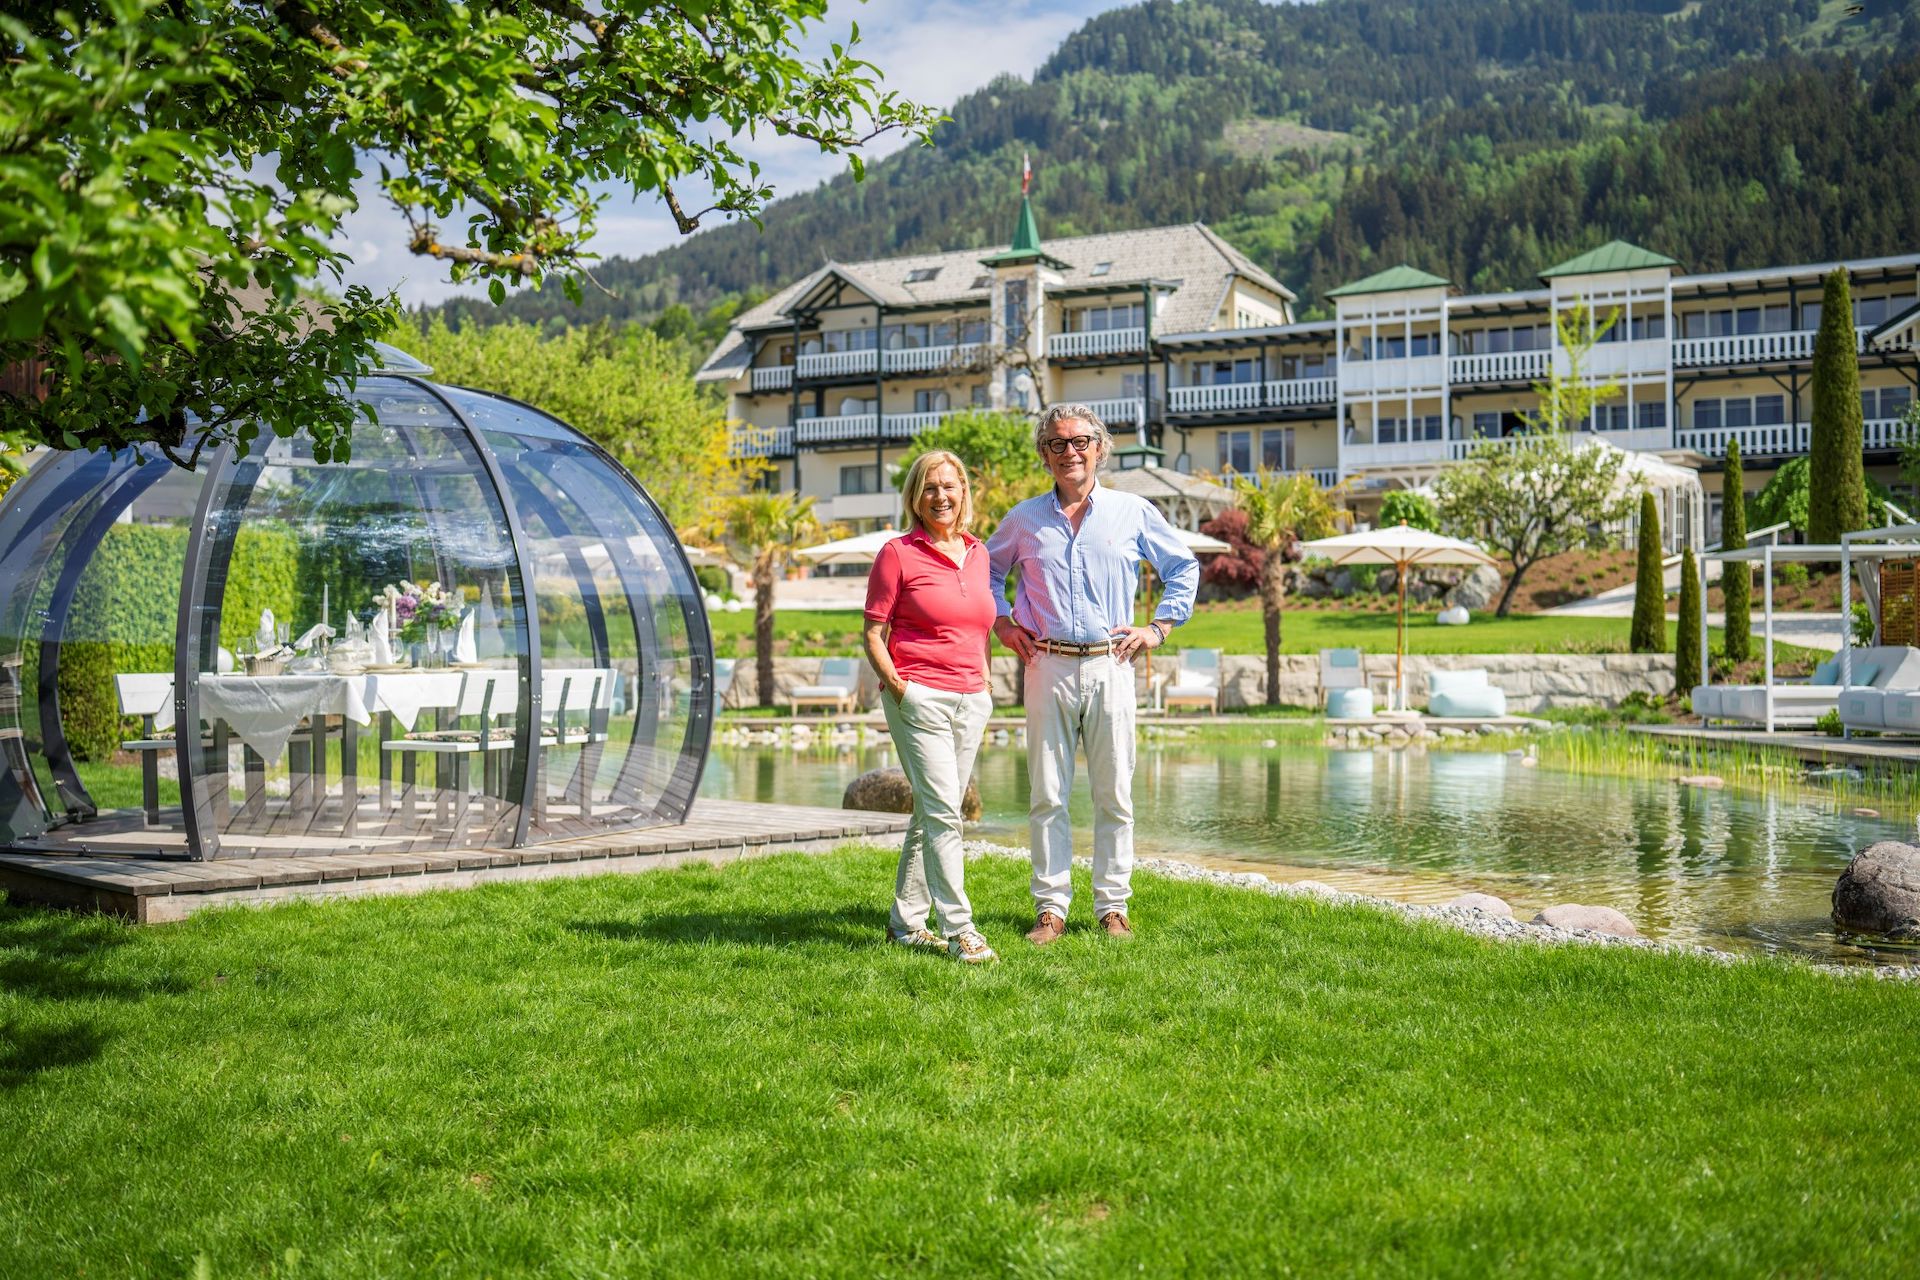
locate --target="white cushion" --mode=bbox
[1884,691,1920,731]
[789,685,848,699]
[1838,687,1888,729]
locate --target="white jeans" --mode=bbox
[883,680,994,938]
[1026,651,1136,920]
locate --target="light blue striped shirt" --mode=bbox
[986,482,1199,644]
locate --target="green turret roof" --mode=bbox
[979,195,1072,269]
[1540,241,1678,279]
[1325,264,1450,298]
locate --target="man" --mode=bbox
[987,403,1199,944]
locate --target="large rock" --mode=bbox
[1832,841,1920,940]
[1446,892,1514,918]
[1445,564,1503,611]
[842,767,982,822]
[1531,904,1640,938]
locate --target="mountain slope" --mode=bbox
[445,0,1920,330]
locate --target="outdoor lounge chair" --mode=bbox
[1163,648,1223,714]
[1426,668,1508,719]
[1702,645,1920,729]
[789,656,861,717]
[1319,648,1372,719]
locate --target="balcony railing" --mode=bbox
[881,342,987,374]
[1442,426,1673,461]
[1341,438,1452,469]
[796,349,878,379]
[1448,350,1549,384]
[881,410,952,438]
[1675,417,1908,459]
[793,414,879,444]
[1083,397,1146,429]
[817,492,900,523]
[1167,377,1336,415]
[1337,354,1448,395]
[749,365,793,392]
[727,426,794,458]
[1669,325,1900,368]
[1048,327,1147,359]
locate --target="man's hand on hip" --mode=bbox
[1109,622,1165,665]
[994,617,1038,665]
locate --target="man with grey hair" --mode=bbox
[986,403,1199,943]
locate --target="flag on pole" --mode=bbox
[1022,151,1031,195]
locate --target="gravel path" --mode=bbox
[961,841,1920,982]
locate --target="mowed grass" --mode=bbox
[4,847,1918,1276]
[711,606,1717,657]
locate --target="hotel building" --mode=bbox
[697,202,1919,547]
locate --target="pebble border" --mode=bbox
[959,840,1920,983]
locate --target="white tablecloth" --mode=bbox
[155,671,474,764]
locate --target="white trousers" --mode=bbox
[883,680,994,938]
[1026,651,1136,920]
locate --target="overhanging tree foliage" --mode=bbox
[890,409,1048,538]
[1233,470,1340,706]
[0,0,936,466]
[1630,491,1665,654]
[1809,267,1867,542]
[1722,438,1751,664]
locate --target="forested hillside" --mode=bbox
[441,0,1920,331]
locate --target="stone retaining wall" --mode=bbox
[723,652,1675,713]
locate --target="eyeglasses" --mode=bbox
[1043,435,1097,456]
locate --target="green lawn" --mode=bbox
[3,847,1917,1276]
[712,605,1716,658]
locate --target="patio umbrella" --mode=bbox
[1297,523,1499,711]
[792,527,901,566]
[1175,528,1230,555]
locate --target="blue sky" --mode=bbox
[338,0,1134,307]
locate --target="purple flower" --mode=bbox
[395,597,418,622]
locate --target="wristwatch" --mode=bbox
[1149,619,1169,643]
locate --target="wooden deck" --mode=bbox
[0,799,908,924]
[1627,723,1920,769]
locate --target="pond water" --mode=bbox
[700,737,1918,964]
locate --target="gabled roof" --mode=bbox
[1541,240,1678,279]
[1326,265,1450,298]
[697,221,1297,379]
[1869,297,1920,346]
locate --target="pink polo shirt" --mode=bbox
[864,529,996,693]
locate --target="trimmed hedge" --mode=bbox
[56,522,300,762]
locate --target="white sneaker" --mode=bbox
[886,927,944,949]
[948,930,998,964]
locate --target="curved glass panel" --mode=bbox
[179,381,531,856]
[0,449,205,851]
[1,373,709,859]
[448,388,712,839]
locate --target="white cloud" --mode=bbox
[334,0,1131,307]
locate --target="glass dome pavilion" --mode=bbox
[0,359,715,859]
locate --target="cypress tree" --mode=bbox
[1630,490,1666,654]
[1676,546,1701,695]
[1810,268,1867,543]
[1722,439,1751,663]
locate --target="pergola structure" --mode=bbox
[0,361,715,860]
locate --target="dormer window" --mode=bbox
[970,274,991,289]
[906,267,941,283]
[1091,261,1113,277]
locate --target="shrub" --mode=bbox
[1778,561,1810,587]
[1816,707,1843,738]
[1722,439,1751,663]
[694,565,732,599]
[1629,492,1665,654]
[1675,547,1702,694]
[1377,490,1439,532]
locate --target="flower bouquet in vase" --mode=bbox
[374,580,461,667]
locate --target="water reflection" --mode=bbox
[699,740,1911,964]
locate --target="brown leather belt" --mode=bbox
[1036,638,1114,657]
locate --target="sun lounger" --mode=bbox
[1704,645,1920,729]
[1163,648,1222,714]
[789,656,861,716]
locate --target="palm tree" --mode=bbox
[687,492,835,708]
[1234,470,1342,705]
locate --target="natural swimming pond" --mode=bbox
[700,735,1916,964]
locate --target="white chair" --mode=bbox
[114,673,175,825]
[1319,648,1372,719]
[1163,648,1222,714]
[1426,668,1508,718]
[789,656,861,717]
[381,670,517,827]
[713,657,737,708]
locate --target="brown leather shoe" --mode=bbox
[1025,910,1066,946]
[1100,911,1133,940]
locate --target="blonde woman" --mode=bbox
[863,449,999,963]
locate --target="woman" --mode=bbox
[863,449,999,964]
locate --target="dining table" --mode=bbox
[151,669,475,832]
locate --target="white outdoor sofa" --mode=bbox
[1836,648,1920,732]
[1694,645,1920,729]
